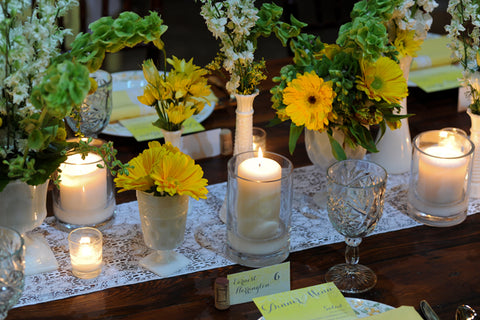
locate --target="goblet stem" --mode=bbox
[345,237,361,265]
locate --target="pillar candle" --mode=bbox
[236,149,282,239]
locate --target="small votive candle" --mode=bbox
[252,127,266,152]
[69,227,103,279]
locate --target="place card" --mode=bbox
[253,282,357,320]
[227,262,290,305]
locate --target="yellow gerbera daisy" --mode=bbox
[282,71,336,131]
[151,151,208,200]
[114,142,208,200]
[356,57,408,104]
[394,30,422,58]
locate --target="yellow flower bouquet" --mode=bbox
[271,0,411,159]
[114,141,208,200]
[138,57,215,132]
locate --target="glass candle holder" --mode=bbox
[68,227,103,279]
[252,127,267,152]
[226,150,293,267]
[407,129,474,226]
[53,145,115,231]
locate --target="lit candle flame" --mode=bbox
[79,236,91,244]
[257,148,263,167]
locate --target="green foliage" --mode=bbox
[0,10,168,191]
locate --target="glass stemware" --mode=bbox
[325,160,387,293]
[0,226,24,320]
[66,69,112,137]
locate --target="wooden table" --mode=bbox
[7,60,479,319]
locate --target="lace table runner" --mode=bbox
[16,165,480,307]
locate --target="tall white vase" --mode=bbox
[0,180,58,275]
[233,91,258,155]
[468,109,480,198]
[161,128,183,151]
[220,91,258,223]
[370,55,413,174]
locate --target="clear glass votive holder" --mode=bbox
[68,227,103,279]
[407,129,475,227]
[53,144,115,231]
[252,127,267,152]
[226,151,293,267]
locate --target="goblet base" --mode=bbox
[325,263,377,294]
[140,250,190,277]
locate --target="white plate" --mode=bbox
[102,70,215,137]
[258,298,394,319]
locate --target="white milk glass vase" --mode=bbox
[161,127,183,151]
[369,55,413,174]
[136,191,190,277]
[219,90,259,223]
[0,180,58,275]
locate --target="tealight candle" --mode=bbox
[53,152,114,226]
[69,227,103,279]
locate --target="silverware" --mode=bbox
[456,305,478,320]
[420,300,440,320]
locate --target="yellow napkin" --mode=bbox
[119,115,204,142]
[110,90,155,122]
[364,306,423,319]
[409,64,462,92]
[411,36,454,70]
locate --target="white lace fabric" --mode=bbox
[16,165,480,308]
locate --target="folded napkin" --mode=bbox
[119,115,204,142]
[110,90,156,122]
[364,306,423,319]
[411,36,454,71]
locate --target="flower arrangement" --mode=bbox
[445,0,480,114]
[388,0,438,59]
[271,0,412,158]
[0,0,167,191]
[138,57,214,132]
[114,141,208,200]
[199,0,305,95]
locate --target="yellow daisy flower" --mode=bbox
[356,57,408,104]
[282,71,337,131]
[394,30,422,58]
[114,142,208,200]
[151,151,208,200]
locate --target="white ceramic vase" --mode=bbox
[161,128,183,150]
[369,55,413,174]
[136,191,190,276]
[0,180,58,275]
